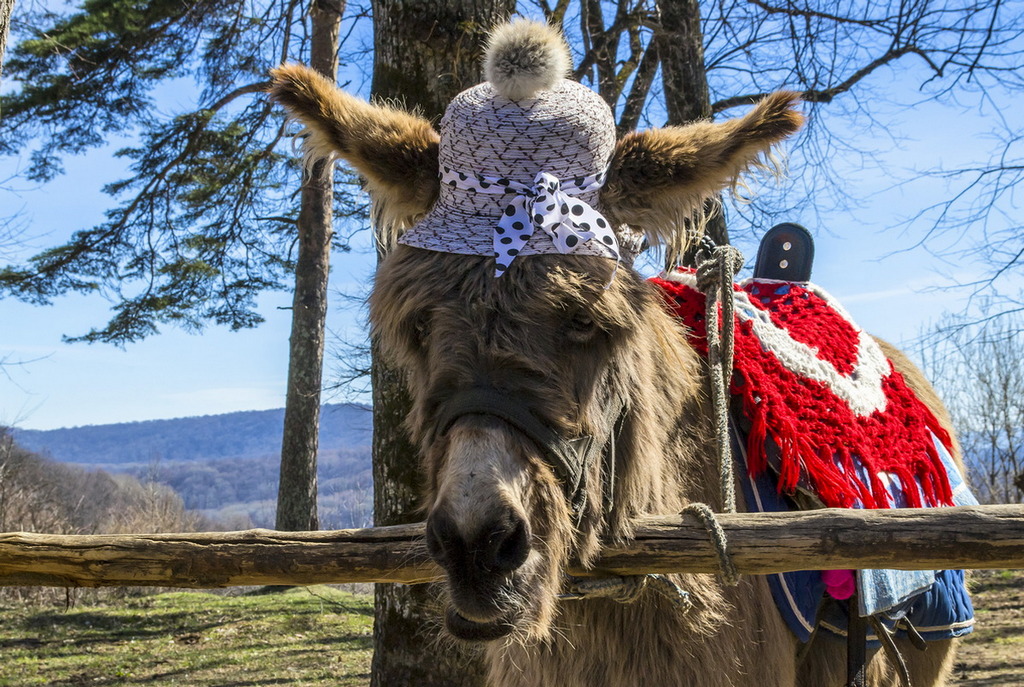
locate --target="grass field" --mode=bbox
[0,587,373,686]
[955,570,1024,686]
[0,572,1020,686]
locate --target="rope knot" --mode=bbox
[560,574,693,612]
[695,244,744,293]
[681,502,741,586]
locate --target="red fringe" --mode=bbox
[652,273,955,510]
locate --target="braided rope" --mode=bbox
[695,243,744,515]
[645,574,693,611]
[562,242,745,602]
[681,502,741,586]
[560,573,693,612]
[560,574,647,602]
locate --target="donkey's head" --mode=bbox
[270,19,802,642]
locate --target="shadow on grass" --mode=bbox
[2,591,376,686]
[21,609,246,645]
[274,634,375,655]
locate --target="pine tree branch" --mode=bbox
[205,81,273,113]
[3,78,274,296]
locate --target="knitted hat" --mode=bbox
[398,20,620,276]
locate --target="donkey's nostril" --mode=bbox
[425,510,457,564]
[485,512,531,572]
[427,507,531,574]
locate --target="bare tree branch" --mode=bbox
[713,46,915,113]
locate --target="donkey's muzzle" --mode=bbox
[426,506,532,576]
[445,607,518,641]
[426,506,532,629]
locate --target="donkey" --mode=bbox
[270,20,961,687]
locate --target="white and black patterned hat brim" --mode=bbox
[399,80,624,273]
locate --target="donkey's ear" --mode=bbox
[268,63,441,237]
[601,91,803,250]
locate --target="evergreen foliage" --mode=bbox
[0,0,364,344]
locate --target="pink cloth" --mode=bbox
[822,569,856,600]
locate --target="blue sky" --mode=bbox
[1,40,1019,430]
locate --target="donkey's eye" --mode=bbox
[565,311,597,342]
[409,313,431,349]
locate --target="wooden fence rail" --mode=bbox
[1,505,1022,589]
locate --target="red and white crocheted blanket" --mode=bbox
[651,269,955,509]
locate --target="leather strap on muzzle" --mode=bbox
[434,387,625,525]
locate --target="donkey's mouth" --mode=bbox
[445,607,519,641]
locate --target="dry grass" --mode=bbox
[955,569,1024,686]
[0,586,372,686]
[0,572,1019,686]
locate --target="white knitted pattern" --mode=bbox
[662,271,892,417]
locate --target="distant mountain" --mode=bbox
[14,403,372,467]
[13,404,374,529]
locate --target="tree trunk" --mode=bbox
[371,0,511,124]
[276,0,344,532]
[657,0,711,126]
[369,1,512,684]
[0,0,15,78]
[656,0,729,259]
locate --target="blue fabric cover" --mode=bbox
[732,421,975,644]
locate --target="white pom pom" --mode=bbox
[484,19,571,101]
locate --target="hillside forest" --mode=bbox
[7,404,373,532]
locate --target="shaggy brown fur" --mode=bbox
[266,65,803,252]
[267,64,440,236]
[602,90,804,255]
[369,247,960,687]
[371,250,798,683]
[270,60,958,687]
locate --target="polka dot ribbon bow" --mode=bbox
[443,167,620,277]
